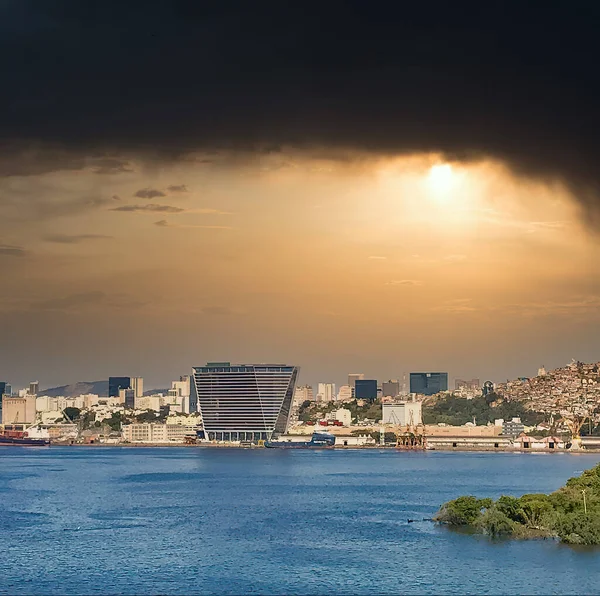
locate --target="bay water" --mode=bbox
[1,447,599,595]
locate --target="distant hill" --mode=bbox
[39,381,167,398]
[40,381,108,397]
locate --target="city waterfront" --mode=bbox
[1,449,600,594]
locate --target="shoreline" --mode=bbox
[28,442,600,453]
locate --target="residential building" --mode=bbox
[455,378,480,391]
[109,376,131,398]
[171,376,191,412]
[336,385,353,402]
[191,362,298,441]
[410,372,448,396]
[293,385,314,405]
[135,394,162,411]
[355,379,377,400]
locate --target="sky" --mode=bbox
[1,2,600,389]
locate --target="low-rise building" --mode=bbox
[122,423,197,443]
[502,418,525,437]
[333,408,352,426]
[382,401,422,426]
[2,394,36,424]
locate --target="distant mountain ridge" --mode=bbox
[40,381,109,397]
[40,381,168,398]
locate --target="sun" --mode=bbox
[427,163,454,193]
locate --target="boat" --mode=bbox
[0,427,50,446]
[265,431,336,449]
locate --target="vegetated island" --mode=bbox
[434,463,600,545]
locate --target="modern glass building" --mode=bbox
[191,362,299,442]
[109,376,131,398]
[355,379,378,400]
[409,372,448,395]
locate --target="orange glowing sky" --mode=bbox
[1,150,599,388]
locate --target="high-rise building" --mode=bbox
[348,373,365,389]
[109,376,131,398]
[382,380,400,398]
[120,388,136,409]
[410,372,448,396]
[0,382,8,397]
[293,385,314,405]
[171,376,191,413]
[355,379,377,400]
[337,385,353,402]
[130,377,144,398]
[316,383,336,402]
[29,381,39,396]
[191,362,298,442]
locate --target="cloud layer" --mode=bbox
[0,3,599,219]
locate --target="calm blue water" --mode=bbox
[1,448,599,595]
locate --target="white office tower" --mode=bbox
[130,377,144,398]
[317,383,336,402]
[171,376,191,413]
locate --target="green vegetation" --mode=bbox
[298,399,382,424]
[435,463,600,545]
[423,394,544,426]
[104,412,124,432]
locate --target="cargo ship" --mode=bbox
[0,426,50,446]
[265,431,336,449]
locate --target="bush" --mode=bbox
[477,507,516,537]
[555,511,600,545]
[435,496,490,525]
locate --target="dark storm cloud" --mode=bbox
[0,244,27,257]
[111,204,184,213]
[3,2,600,216]
[134,188,166,199]
[43,233,113,244]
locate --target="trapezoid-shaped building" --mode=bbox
[191,362,298,442]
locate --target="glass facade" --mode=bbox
[109,376,131,398]
[355,379,377,400]
[409,372,448,395]
[192,364,299,441]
